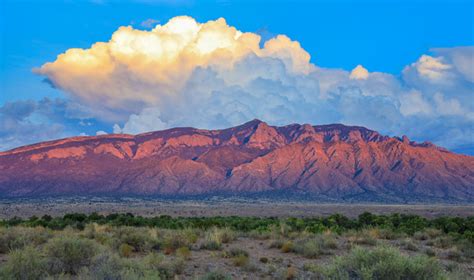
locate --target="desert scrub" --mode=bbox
[112,226,156,252]
[325,246,447,280]
[0,246,46,280]
[44,236,99,275]
[414,228,443,240]
[270,223,291,239]
[344,229,377,246]
[201,227,235,250]
[432,235,455,249]
[374,228,403,240]
[162,228,198,253]
[76,252,162,280]
[401,239,419,251]
[142,251,184,278]
[248,230,271,240]
[0,226,52,253]
[293,234,337,258]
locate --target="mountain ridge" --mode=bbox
[1,119,473,202]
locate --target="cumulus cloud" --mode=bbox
[349,65,369,80]
[34,16,311,122]
[0,99,68,151]
[33,16,474,154]
[0,98,109,151]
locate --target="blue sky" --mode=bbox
[0,0,473,153]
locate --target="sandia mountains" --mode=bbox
[0,120,473,202]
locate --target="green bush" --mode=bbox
[325,246,446,280]
[113,226,156,252]
[0,246,46,280]
[44,236,99,275]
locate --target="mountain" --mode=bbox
[0,119,473,202]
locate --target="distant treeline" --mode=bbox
[1,212,473,240]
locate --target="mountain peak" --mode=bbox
[0,120,472,202]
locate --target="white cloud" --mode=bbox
[113,107,167,134]
[33,16,474,153]
[400,90,432,116]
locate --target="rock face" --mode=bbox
[0,119,473,202]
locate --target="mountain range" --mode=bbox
[0,119,473,202]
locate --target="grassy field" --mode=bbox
[0,212,473,279]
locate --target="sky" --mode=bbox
[0,0,473,154]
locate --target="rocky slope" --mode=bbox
[0,120,473,202]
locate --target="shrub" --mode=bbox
[376,228,402,240]
[113,226,156,252]
[232,254,249,267]
[0,246,46,280]
[201,227,235,250]
[162,229,196,252]
[227,247,249,257]
[248,230,270,240]
[294,238,322,258]
[77,252,163,280]
[44,236,99,275]
[269,239,285,249]
[414,228,442,241]
[259,257,269,263]
[76,252,124,280]
[432,236,455,249]
[401,239,419,251]
[176,246,191,260]
[141,251,184,277]
[119,243,134,258]
[286,266,297,279]
[325,246,446,280]
[0,226,52,253]
[345,229,378,246]
[280,241,294,253]
[218,227,236,244]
